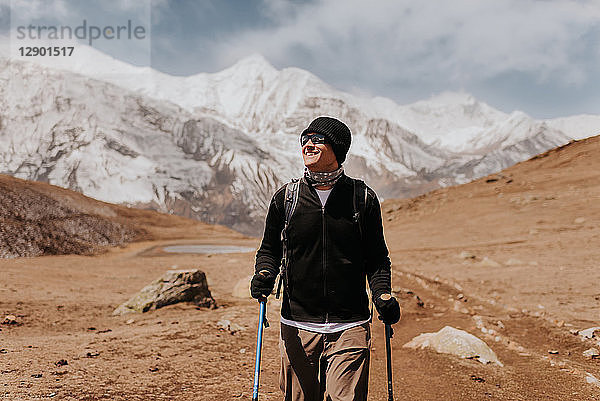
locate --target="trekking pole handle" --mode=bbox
[252,299,267,401]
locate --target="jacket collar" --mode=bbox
[300,173,351,209]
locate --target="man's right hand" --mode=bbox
[250,270,276,299]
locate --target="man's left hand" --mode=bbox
[374,293,401,325]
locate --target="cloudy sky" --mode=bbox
[3,0,599,118]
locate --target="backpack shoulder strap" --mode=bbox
[352,178,368,241]
[284,178,300,225]
[277,178,300,298]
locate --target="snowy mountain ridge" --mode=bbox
[15,42,597,152]
[1,42,597,235]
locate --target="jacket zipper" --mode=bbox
[322,205,328,323]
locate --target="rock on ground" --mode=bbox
[505,258,523,266]
[113,269,216,315]
[579,327,600,340]
[1,315,18,325]
[586,373,600,388]
[478,257,502,268]
[217,319,245,334]
[403,325,503,366]
[458,251,476,259]
[583,348,599,359]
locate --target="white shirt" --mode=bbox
[281,316,371,334]
[315,188,332,206]
[281,186,371,334]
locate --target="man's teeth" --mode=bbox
[305,149,320,156]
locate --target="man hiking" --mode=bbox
[251,116,401,401]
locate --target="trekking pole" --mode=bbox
[252,298,269,401]
[385,324,394,401]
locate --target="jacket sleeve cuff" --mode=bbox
[255,264,279,276]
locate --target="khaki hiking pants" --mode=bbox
[279,322,371,401]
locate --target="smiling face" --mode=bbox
[301,134,339,172]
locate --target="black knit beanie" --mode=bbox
[301,116,352,164]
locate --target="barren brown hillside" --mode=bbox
[1,137,599,400]
[382,135,600,326]
[0,174,246,258]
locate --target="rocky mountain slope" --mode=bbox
[0,58,294,235]
[0,173,241,258]
[0,174,137,258]
[1,48,596,235]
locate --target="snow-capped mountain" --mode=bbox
[21,44,593,149]
[0,58,296,234]
[545,115,600,141]
[1,44,596,235]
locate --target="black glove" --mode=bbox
[250,270,276,299]
[374,294,401,325]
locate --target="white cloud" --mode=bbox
[8,0,152,25]
[9,0,71,22]
[215,0,600,88]
[7,1,152,66]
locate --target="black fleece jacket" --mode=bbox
[255,174,392,323]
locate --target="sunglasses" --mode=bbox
[300,133,328,146]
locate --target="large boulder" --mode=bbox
[113,269,216,316]
[403,326,503,366]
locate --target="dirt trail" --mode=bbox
[1,136,599,399]
[1,237,599,400]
